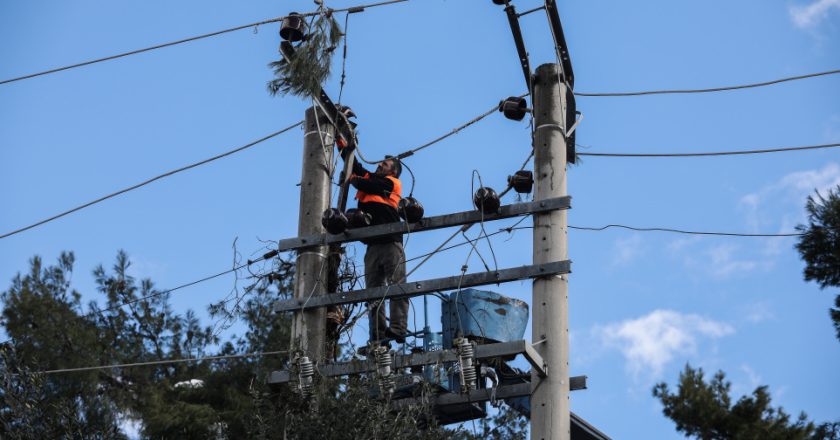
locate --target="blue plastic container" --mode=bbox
[441,288,529,349]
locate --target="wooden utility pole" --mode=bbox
[291,106,335,362]
[531,63,570,440]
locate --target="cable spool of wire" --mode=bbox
[345,208,371,229]
[321,208,348,235]
[279,12,307,42]
[507,170,534,194]
[499,96,528,121]
[473,187,501,214]
[398,197,424,223]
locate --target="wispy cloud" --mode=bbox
[742,301,775,324]
[740,162,840,231]
[790,0,840,29]
[705,244,769,279]
[595,309,734,378]
[612,234,645,266]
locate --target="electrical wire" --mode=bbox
[0,0,410,86]
[395,102,502,160]
[39,349,289,375]
[0,122,303,240]
[569,224,803,237]
[577,142,840,157]
[574,68,840,97]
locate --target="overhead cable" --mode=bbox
[39,349,288,375]
[574,69,840,97]
[393,95,529,161]
[578,142,840,158]
[0,0,409,86]
[0,122,303,240]
[569,224,802,237]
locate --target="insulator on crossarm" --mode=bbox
[279,12,307,42]
[322,208,348,234]
[295,355,315,398]
[473,187,501,214]
[398,197,424,223]
[456,338,477,393]
[374,346,395,397]
[507,170,534,194]
[499,96,530,121]
[345,208,372,229]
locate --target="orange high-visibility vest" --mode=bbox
[355,174,402,208]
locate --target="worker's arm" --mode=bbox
[337,138,370,176]
[350,174,394,197]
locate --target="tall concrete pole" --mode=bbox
[531,63,570,440]
[291,106,335,363]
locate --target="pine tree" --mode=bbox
[653,365,839,440]
[795,184,840,341]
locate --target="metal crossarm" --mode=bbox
[276,196,571,252]
[390,377,588,409]
[273,260,571,313]
[269,340,557,384]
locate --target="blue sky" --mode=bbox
[1,0,839,438]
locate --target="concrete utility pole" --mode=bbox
[291,106,335,363]
[531,63,570,440]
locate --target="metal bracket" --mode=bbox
[277,196,571,252]
[523,343,547,378]
[274,260,571,313]
[503,4,534,94]
[543,0,575,88]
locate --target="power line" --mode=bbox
[569,224,802,237]
[39,349,288,375]
[395,102,502,160]
[0,122,303,240]
[574,68,840,97]
[0,0,409,86]
[578,142,840,158]
[98,265,241,314]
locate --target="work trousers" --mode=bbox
[364,241,408,343]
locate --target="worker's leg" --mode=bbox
[385,242,409,336]
[364,243,389,343]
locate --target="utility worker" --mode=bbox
[337,139,408,347]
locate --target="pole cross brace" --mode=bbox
[269,340,558,384]
[273,260,571,313]
[276,196,571,252]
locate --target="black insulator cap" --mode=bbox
[280,12,307,42]
[508,170,534,194]
[492,0,507,4]
[398,197,425,223]
[321,208,348,235]
[473,187,501,214]
[345,208,372,229]
[499,96,528,121]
